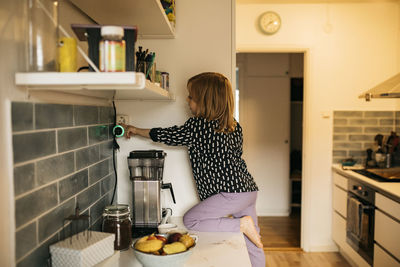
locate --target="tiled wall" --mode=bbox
[12,102,116,266]
[332,111,398,164]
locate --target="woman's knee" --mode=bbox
[183,211,197,230]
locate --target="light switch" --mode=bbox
[321,111,330,119]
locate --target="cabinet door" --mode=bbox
[333,185,347,218]
[332,211,346,248]
[333,172,348,190]
[375,210,400,260]
[376,193,400,221]
[374,244,400,267]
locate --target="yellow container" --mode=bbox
[58,37,77,72]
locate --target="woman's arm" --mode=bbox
[120,123,150,139]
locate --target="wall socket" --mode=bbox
[116,114,129,124]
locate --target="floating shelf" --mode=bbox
[15,72,174,101]
[69,0,175,39]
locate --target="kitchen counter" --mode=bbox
[332,164,400,202]
[118,231,252,267]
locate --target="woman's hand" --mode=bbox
[119,123,151,139]
[120,123,136,139]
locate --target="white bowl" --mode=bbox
[133,247,193,267]
[132,234,197,267]
[157,223,178,234]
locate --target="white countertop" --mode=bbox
[332,164,400,201]
[118,231,251,267]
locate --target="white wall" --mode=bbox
[237,2,400,251]
[116,0,235,217]
[0,0,27,264]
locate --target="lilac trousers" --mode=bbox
[183,191,265,267]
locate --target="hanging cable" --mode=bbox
[110,100,119,205]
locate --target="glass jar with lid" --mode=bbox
[99,26,126,72]
[102,204,132,250]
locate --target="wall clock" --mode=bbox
[258,11,281,35]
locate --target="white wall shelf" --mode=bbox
[69,0,175,39]
[15,72,174,101]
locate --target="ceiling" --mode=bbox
[236,0,399,3]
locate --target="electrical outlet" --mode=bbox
[116,114,129,124]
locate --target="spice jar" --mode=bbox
[99,26,126,72]
[102,204,132,250]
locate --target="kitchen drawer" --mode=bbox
[375,210,400,260]
[333,172,348,190]
[333,185,347,218]
[376,193,400,221]
[374,244,400,267]
[332,211,346,248]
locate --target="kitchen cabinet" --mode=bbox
[69,0,175,39]
[15,72,174,101]
[331,169,371,267]
[374,244,400,267]
[374,193,400,265]
[332,172,348,248]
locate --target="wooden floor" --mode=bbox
[258,208,301,249]
[264,251,351,267]
[259,209,351,267]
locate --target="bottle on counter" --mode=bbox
[102,204,132,250]
[99,26,126,72]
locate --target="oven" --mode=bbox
[346,179,375,265]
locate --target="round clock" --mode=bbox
[258,11,281,35]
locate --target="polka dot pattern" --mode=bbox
[150,117,258,200]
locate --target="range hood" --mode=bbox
[359,73,400,101]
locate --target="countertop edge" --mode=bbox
[332,165,400,203]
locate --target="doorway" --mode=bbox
[236,52,304,249]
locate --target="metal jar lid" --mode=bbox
[103,204,130,217]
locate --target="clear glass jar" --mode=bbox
[102,204,132,250]
[27,0,58,71]
[99,26,126,72]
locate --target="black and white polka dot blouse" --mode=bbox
[149,117,259,201]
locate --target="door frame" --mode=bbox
[236,46,310,251]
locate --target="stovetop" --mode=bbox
[352,167,400,182]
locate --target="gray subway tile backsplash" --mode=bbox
[89,125,109,144]
[333,110,398,164]
[12,102,33,132]
[35,104,73,129]
[14,163,35,197]
[101,173,115,196]
[12,102,114,265]
[59,169,89,202]
[100,141,113,159]
[15,184,58,228]
[36,152,75,186]
[38,198,75,242]
[99,106,114,124]
[348,119,378,125]
[333,111,363,117]
[364,111,394,117]
[16,233,59,267]
[15,222,37,260]
[13,131,56,164]
[77,183,101,211]
[333,126,362,133]
[74,105,99,126]
[58,127,88,152]
[89,159,110,185]
[89,195,109,223]
[76,145,100,170]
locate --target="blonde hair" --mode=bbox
[187,72,236,133]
